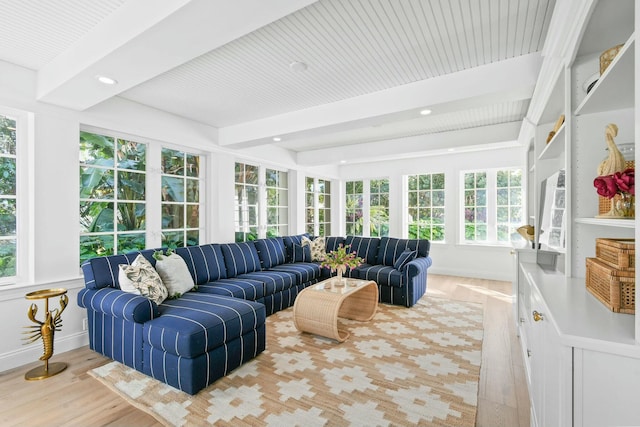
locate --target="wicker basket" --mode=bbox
[586,257,635,314]
[600,44,624,75]
[595,238,635,271]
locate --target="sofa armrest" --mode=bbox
[405,256,433,277]
[78,288,158,323]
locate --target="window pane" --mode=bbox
[80,201,114,233]
[419,174,431,190]
[162,231,184,248]
[408,175,417,191]
[162,176,184,202]
[186,154,199,177]
[117,139,146,171]
[0,157,16,195]
[186,179,199,203]
[118,171,146,201]
[245,165,259,185]
[80,167,114,199]
[477,189,486,206]
[118,233,146,253]
[186,205,199,228]
[0,199,16,235]
[117,203,145,231]
[0,239,16,277]
[0,115,17,155]
[80,132,114,166]
[186,230,199,246]
[161,148,183,175]
[497,188,508,205]
[163,204,184,229]
[80,235,114,263]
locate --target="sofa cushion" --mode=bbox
[254,237,286,269]
[220,242,262,276]
[82,249,157,290]
[238,270,297,294]
[154,253,195,298]
[376,237,431,266]
[145,293,265,358]
[292,243,311,263]
[197,277,264,300]
[270,262,321,284]
[118,255,168,304]
[302,236,326,261]
[325,236,346,253]
[282,234,310,262]
[175,244,227,284]
[354,265,403,287]
[393,249,417,271]
[345,236,380,265]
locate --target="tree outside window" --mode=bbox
[370,178,389,237]
[266,169,289,237]
[464,172,487,240]
[345,180,363,235]
[234,162,259,242]
[161,148,201,247]
[407,173,445,241]
[306,177,331,236]
[79,131,146,264]
[0,114,16,278]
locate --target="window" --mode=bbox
[266,168,288,237]
[305,177,331,236]
[235,163,289,241]
[407,173,445,241]
[345,178,389,237]
[370,178,389,237]
[345,180,363,235]
[80,130,203,263]
[161,148,201,247]
[79,132,147,263]
[462,168,523,244]
[234,162,259,241]
[0,114,16,279]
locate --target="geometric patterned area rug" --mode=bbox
[89,296,483,427]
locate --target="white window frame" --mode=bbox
[305,176,332,236]
[344,177,390,237]
[405,172,446,242]
[459,167,524,246]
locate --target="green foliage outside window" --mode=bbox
[79,131,146,264]
[0,115,16,278]
[407,173,445,241]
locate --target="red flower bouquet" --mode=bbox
[594,168,635,218]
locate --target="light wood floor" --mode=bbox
[0,274,529,427]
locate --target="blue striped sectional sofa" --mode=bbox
[78,235,431,394]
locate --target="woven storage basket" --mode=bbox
[595,238,635,271]
[600,43,624,75]
[586,257,635,314]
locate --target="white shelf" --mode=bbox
[575,33,635,116]
[538,123,565,160]
[575,217,635,228]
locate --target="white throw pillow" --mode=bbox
[154,253,195,298]
[118,254,168,305]
[302,236,326,262]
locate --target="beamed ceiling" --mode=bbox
[0,0,556,165]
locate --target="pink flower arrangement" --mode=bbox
[594,168,634,198]
[321,244,363,272]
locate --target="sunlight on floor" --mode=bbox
[456,283,513,302]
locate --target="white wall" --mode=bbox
[0,58,523,372]
[339,147,524,281]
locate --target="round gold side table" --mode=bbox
[23,288,68,380]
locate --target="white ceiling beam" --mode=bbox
[36,0,318,110]
[218,53,542,147]
[296,122,523,166]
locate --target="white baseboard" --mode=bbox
[429,266,512,282]
[0,331,88,373]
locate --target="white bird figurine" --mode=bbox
[597,123,625,176]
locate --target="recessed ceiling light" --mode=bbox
[420,109,432,116]
[273,137,282,142]
[96,75,118,85]
[447,148,455,152]
[340,160,347,164]
[289,61,308,72]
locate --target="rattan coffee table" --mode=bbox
[293,277,378,342]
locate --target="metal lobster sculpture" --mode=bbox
[23,294,68,361]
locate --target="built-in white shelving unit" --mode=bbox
[514,1,640,426]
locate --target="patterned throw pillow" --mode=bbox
[154,252,195,298]
[302,236,326,262]
[393,250,417,271]
[293,243,312,262]
[118,254,168,305]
